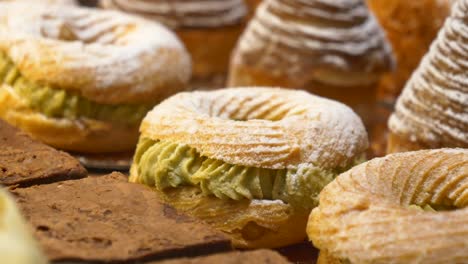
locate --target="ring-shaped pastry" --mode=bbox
[307,149,468,264]
[0,3,191,153]
[130,87,368,248]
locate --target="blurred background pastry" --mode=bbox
[245,0,263,19]
[130,87,368,248]
[101,0,248,89]
[0,3,191,154]
[228,0,394,127]
[367,0,452,105]
[387,0,468,153]
[0,188,48,264]
[366,0,452,156]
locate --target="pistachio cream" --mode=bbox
[132,138,363,210]
[0,52,151,124]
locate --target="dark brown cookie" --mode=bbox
[151,249,291,264]
[0,119,87,187]
[12,173,231,263]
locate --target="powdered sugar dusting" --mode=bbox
[0,2,191,104]
[101,0,247,29]
[142,87,368,170]
[389,0,468,148]
[231,0,394,87]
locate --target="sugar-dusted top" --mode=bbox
[0,2,191,104]
[232,0,394,87]
[141,87,368,170]
[389,0,468,148]
[101,0,247,29]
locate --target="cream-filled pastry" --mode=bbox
[0,3,191,153]
[130,87,368,248]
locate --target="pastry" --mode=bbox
[0,119,86,187]
[12,172,231,262]
[367,0,451,104]
[0,3,191,154]
[228,0,394,125]
[0,188,48,264]
[151,250,291,264]
[307,149,468,264]
[130,87,368,248]
[101,0,247,89]
[387,0,468,153]
[246,0,263,19]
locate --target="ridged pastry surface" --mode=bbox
[100,0,247,29]
[232,0,393,87]
[141,87,368,170]
[388,0,468,148]
[0,2,191,104]
[308,149,468,264]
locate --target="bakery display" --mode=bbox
[307,149,468,263]
[101,0,247,89]
[387,0,468,153]
[0,119,86,187]
[228,0,394,125]
[0,188,49,264]
[0,2,191,154]
[12,173,231,262]
[367,0,451,104]
[152,250,291,264]
[130,87,368,248]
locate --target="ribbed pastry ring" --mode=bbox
[141,87,368,170]
[307,149,468,264]
[0,2,190,104]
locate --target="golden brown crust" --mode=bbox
[0,85,139,153]
[386,132,430,154]
[307,149,468,263]
[178,25,245,89]
[317,251,344,264]
[152,185,309,249]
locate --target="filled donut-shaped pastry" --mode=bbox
[130,87,368,248]
[307,149,468,264]
[0,2,191,153]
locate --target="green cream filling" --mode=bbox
[132,138,363,210]
[0,52,152,124]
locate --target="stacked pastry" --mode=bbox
[101,0,248,89]
[0,2,190,154]
[130,87,368,248]
[367,0,452,103]
[229,0,394,124]
[387,0,468,153]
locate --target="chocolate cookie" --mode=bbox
[12,173,231,263]
[0,119,87,187]
[151,250,291,264]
